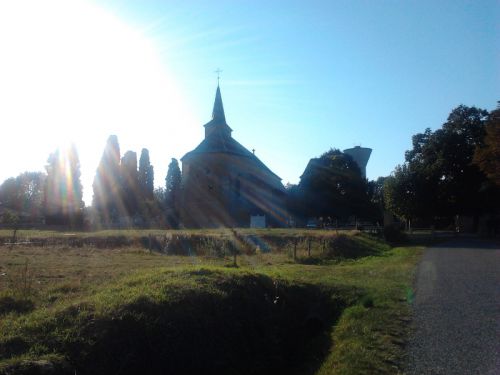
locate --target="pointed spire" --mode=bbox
[204,83,232,139]
[212,84,226,123]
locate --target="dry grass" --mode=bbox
[0,229,422,375]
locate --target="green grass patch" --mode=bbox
[314,247,422,375]
[0,230,423,375]
[0,268,352,375]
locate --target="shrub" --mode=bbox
[324,235,377,259]
[383,226,408,244]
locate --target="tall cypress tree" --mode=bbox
[138,148,154,200]
[93,135,121,223]
[44,145,84,226]
[120,150,139,216]
[165,158,181,227]
[68,144,84,211]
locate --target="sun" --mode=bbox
[0,0,198,205]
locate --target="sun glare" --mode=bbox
[0,0,198,205]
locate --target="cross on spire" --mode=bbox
[214,68,223,85]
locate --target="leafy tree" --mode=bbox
[418,106,487,217]
[474,103,500,186]
[44,145,84,226]
[165,158,181,228]
[138,148,154,200]
[154,187,166,204]
[139,187,167,227]
[385,104,495,228]
[367,176,387,224]
[93,135,122,223]
[294,149,374,223]
[1,210,19,227]
[0,178,19,209]
[0,172,46,222]
[1,210,20,240]
[383,165,424,225]
[17,172,46,219]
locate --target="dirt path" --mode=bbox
[406,238,500,375]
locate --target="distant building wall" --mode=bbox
[343,146,372,178]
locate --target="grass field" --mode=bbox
[0,227,363,239]
[0,229,423,375]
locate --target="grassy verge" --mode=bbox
[315,246,420,374]
[0,230,423,374]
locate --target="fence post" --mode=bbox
[307,237,311,257]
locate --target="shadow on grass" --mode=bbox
[0,270,358,375]
[296,234,384,265]
[0,296,34,316]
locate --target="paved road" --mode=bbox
[406,238,500,375]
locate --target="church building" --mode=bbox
[180,85,287,228]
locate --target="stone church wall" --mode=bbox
[180,153,286,228]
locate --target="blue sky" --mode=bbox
[0,0,498,204]
[103,0,499,178]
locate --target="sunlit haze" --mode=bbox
[0,0,197,205]
[0,0,498,205]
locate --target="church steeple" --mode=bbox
[204,84,232,139]
[212,84,226,123]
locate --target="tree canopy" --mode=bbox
[1,134,182,228]
[92,135,122,223]
[165,158,181,228]
[0,171,46,222]
[139,148,154,200]
[384,104,499,226]
[120,150,139,216]
[289,149,375,223]
[44,145,84,225]
[474,103,500,186]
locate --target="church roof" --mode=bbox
[181,84,283,184]
[212,85,225,123]
[203,84,232,132]
[182,132,282,182]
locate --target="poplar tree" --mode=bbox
[92,135,121,223]
[165,158,181,227]
[44,145,84,226]
[138,148,154,200]
[120,150,139,216]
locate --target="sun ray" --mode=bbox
[0,0,199,204]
